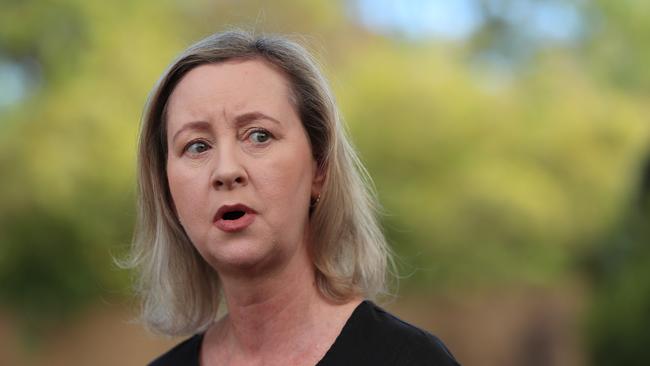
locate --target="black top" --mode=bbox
[149,300,460,365]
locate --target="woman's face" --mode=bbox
[165,59,322,275]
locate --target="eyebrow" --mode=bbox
[171,120,211,144]
[234,111,282,126]
[171,112,281,143]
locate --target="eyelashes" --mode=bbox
[248,128,273,144]
[181,128,275,157]
[183,139,210,155]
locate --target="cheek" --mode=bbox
[258,152,314,213]
[167,164,208,226]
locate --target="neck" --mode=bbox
[208,244,354,362]
[202,236,362,365]
[221,246,322,351]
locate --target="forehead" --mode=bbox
[166,58,295,122]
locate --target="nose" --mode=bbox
[211,144,248,190]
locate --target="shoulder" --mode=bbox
[148,333,203,366]
[320,300,460,366]
[367,302,460,365]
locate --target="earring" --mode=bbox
[310,193,321,208]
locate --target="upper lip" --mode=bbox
[214,203,256,221]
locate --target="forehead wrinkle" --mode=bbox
[169,60,297,134]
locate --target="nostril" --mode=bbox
[212,175,245,189]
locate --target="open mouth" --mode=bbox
[214,204,256,232]
[222,210,246,220]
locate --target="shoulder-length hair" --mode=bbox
[126,30,392,336]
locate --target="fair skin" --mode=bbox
[165,59,361,366]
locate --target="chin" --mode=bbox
[203,238,280,275]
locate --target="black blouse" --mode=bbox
[149,300,461,365]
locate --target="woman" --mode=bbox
[127,30,460,365]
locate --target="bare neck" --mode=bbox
[222,247,323,351]
[202,246,361,365]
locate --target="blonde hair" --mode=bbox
[126,30,392,336]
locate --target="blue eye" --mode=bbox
[250,130,271,144]
[185,141,210,155]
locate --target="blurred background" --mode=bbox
[1,0,649,365]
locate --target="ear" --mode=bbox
[311,162,326,196]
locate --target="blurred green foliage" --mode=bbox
[0,0,648,362]
[584,161,650,366]
[337,43,647,288]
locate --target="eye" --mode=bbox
[249,129,272,144]
[184,140,210,155]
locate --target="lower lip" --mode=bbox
[214,213,256,233]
